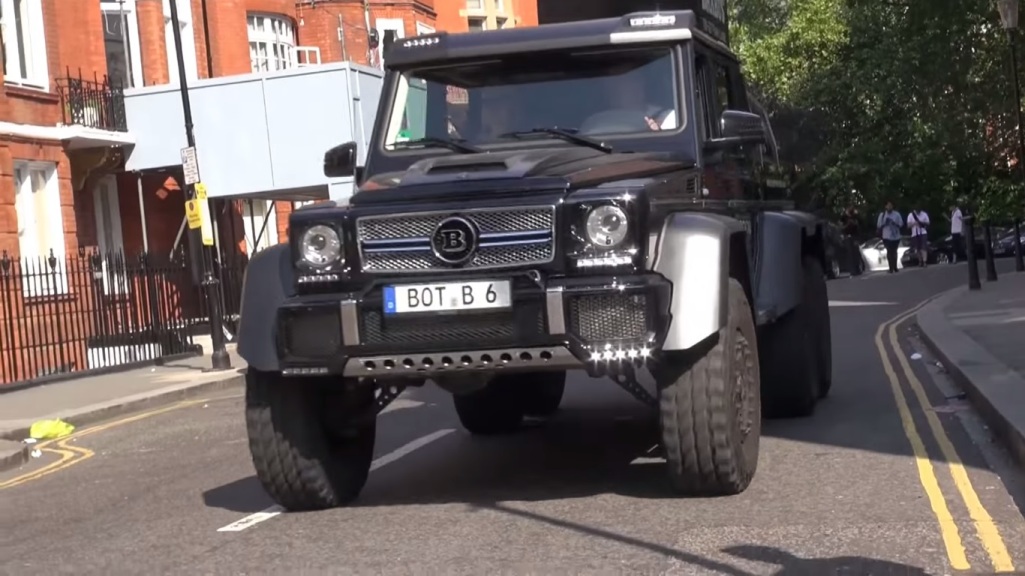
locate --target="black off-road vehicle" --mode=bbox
[237,8,832,511]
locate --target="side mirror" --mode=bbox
[324,141,358,178]
[706,110,767,150]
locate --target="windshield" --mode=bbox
[382,47,681,150]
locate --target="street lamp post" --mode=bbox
[998,0,1025,272]
[965,211,982,290]
[168,0,231,371]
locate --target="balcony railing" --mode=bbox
[56,68,128,132]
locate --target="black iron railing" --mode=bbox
[56,68,128,132]
[0,247,246,387]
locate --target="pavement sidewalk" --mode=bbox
[0,345,247,472]
[917,270,1025,468]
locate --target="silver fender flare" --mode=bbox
[650,212,748,351]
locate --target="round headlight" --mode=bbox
[300,225,342,267]
[584,205,629,247]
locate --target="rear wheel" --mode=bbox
[654,279,761,496]
[246,370,376,511]
[518,371,566,417]
[760,257,823,418]
[453,377,525,435]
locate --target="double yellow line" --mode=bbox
[875,299,1015,572]
[0,399,210,490]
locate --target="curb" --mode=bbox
[0,371,246,455]
[0,441,30,473]
[915,286,1025,469]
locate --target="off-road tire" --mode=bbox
[517,371,566,417]
[760,256,824,418]
[453,377,525,435]
[246,369,376,511]
[655,279,761,496]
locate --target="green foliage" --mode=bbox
[731,0,1025,226]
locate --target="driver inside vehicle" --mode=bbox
[578,70,678,134]
[478,88,521,139]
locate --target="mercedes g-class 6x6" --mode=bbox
[237,8,833,511]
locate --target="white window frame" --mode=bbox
[466,0,483,8]
[467,17,487,32]
[415,22,435,35]
[247,13,297,73]
[1,0,50,89]
[13,161,68,297]
[100,0,144,88]
[241,199,279,255]
[162,0,198,85]
[375,18,405,68]
[93,176,127,296]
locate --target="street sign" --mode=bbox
[195,182,207,200]
[185,193,215,246]
[185,199,203,229]
[181,146,200,185]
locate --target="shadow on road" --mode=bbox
[484,502,930,575]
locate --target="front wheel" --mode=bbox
[246,370,376,511]
[654,279,761,496]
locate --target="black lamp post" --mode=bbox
[998,0,1025,272]
[169,0,231,371]
[965,210,982,290]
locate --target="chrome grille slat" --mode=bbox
[356,206,556,273]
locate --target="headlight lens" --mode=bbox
[299,225,342,268]
[584,205,629,248]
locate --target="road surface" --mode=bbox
[2,263,1024,575]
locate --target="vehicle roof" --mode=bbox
[382,10,734,69]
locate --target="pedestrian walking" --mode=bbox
[907,207,930,267]
[949,204,964,263]
[840,206,863,275]
[877,202,903,273]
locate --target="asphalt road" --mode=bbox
[2,261,1025,575]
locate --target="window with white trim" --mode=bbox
[14,161,68,296]
[101,0,144,88]
[162,0,198,84]
[415,22,435,35]
[247,13,296,72]
[467,17,486,32]
[1,0,49,88]
[466,0,482,8]
[375,18,405,68]
[93,176,127,295]
[241,200,279,254]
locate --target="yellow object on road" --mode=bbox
[28,419,75,440]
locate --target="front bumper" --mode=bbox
[274,273,672,379]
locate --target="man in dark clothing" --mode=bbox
[839,207,863,275]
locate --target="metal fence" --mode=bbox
[56,68,128,132]
[0,247,246,387]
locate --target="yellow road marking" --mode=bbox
[888,316,1016,572]
[0,396,237,490]
[874,301,970,571]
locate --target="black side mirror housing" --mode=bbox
[706,110,768,150]
[324,141,358,178]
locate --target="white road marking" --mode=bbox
[828,300,899,307]
[217,506,284,532]
[216,428,455,533]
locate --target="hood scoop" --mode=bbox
[396,148,607,187]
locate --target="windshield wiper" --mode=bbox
[391,137,480,154]
[499,128,612,153]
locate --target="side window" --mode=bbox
[713,63,732,116]
[694,55,714,140]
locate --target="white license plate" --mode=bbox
[383,280,512,315]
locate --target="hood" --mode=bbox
[350,147,690,205]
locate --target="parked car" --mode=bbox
[993,229,1025,257]
[861,236,910,271]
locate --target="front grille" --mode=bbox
[361,308,546,346]
[568,293,648,342]
[356,206,556,273]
